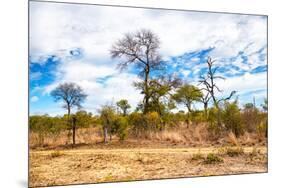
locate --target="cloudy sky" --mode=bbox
[29,1,267,116]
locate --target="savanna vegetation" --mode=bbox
[29,29,267,187]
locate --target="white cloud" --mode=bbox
[30,2,267,61]
[29,2,267,114]
[31,96,39,102]
[42,59,142,114]
[215,72,267,99]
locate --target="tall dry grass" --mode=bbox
[29,123,266,149]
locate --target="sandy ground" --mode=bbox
[29,146,267,187]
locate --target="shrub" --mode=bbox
[50,150,64,158]
[225,147,244,157]
[222,101,243,137]
[191,150,204,161]
[129,112,146,137]
[145,111,161,131]
[114,116,129,141]
[241,104,260,132]
[257,114,268,137]
[207,107,221,136]
[190,110,205,125]
[204,153,224,164]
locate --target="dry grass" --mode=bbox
[29,146,267,187]
[227,132,239,146]
[30,124,266,151]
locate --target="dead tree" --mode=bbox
[200,92,211,119]
[198,57,236,128]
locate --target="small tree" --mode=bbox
[99,105,116,143]
[173,84,202,113]
[116,99,131,116]
[51,82,87,145]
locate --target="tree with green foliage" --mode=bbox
[51,82,87,145]
[110,29,162,114]
[135,75,181,116]
[99,105,116,143]
[116,99,131,116]
[29,115,66,146]
[173,84,202,113]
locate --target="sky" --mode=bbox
[29,1,267,116]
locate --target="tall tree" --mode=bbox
[198,57,236,128]
[51,82,87,145]
[146,75,181,116]
[173,84,203,113]
[110,29,162,113]
[116,99,131,116]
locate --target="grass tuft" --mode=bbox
[204,153,223,164]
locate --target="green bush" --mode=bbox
[222,101,243,137]
[190,110,205,125]
[207,107,220,134]
[114,116,129,141]
[145,111,161,131]
[225,147,244,157]
[128,112,146,137]
[204,153,224,164]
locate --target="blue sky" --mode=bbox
[29,2,267,116]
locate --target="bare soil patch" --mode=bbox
[29,146,267,187]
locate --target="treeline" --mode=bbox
[29,29,268,146]
[30,98,267,146]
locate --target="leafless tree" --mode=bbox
[200,92,211,118]
[51,82,87,145]
[198,57,236,128]
[198,57,236,108]
[110,29,162,113]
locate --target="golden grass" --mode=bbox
[29,124,266,150]
[29,146,267,187]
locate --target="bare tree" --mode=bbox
[198,57,236,108]
[198,57,236,128]
[51,82,87,145]
[200,92,211,119]
[110,29,162,113]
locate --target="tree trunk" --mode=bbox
[103,126,108,143]
[67,106,72,143]
[72,124,76,145]
[204,103,208,119]
[72,116,77,146]
[143,66,150,114]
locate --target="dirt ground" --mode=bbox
[29,146,267,187]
